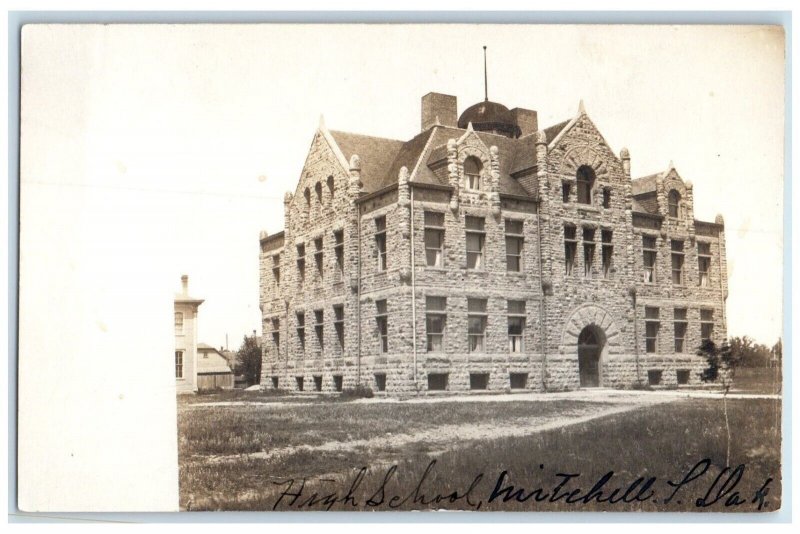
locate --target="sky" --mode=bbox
[21,24,785,350]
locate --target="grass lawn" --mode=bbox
[178,395,781,512]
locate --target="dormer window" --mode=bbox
[463,157,483,190]
[576,165,596,204]
[668,190,681,218]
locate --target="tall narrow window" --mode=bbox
[668,190,681,218]
[645,307,660,354]
[601,230,613,279]
[673,308,687,353]
[174,312,184,335]
[463,156,483,190]
[424,211,445,267]
[465,216,486,269]
[296,244,306,284]
[333,305,345,349]
[314,310,324,351]
[175,351,184,378]
[642,235,657,283]
[671,240,685,285]
[700,309,714,343]
[583,227,596,278]
[467,298,488,353]
[334,230,344,274]
[698,242,711,287]
[315,182,323,204]
[564,225,577,275]
[304,187,311,209]
[314,237,323,278]
[272,254,281,286]
[576,165,596,204]
[505,219,524,272]
[375,216,387,271]
[602,187,611,209]
[327,175,335,198]
[507,300,526,353]
[271,317,280,349]
[426,296,446,353]
[375,300,388,353]
[562,181,571,203]
[296,312,306,351]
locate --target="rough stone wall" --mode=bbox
[259,111,728,395]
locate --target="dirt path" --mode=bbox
[200,393,677,465]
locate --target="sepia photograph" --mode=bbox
[16,21,785,515]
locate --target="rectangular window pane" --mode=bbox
[505,219,523,235]
[424,211,444,227]
[468,298,487,313]
[426,296,447,311]
[465,216,485,231]
[508,300,526,314]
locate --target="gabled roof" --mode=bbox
[631,172,661,195]
[197,343,233,374]
[328,130,405,192]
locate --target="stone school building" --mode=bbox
[259,92,728,394]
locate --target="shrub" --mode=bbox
[339,384,374,399]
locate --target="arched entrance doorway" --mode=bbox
[578,325,605,387]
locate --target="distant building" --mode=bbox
[175,275,204,393]
[197,343,234,390]
[259,92,728,395]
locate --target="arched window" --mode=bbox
[327,175,335,198]
[304,187,311,209]
[463,157,483,190]
[576,165,596,204]
[668,190,681,218]
[315,182,323,204]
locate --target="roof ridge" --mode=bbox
[328,129,405,144]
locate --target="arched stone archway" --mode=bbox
[560,304,622,388]
[578,325,605,387]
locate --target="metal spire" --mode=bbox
[483,45,488,102]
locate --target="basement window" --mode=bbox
[295,376,304,391]
[676,369,690,385]
[333,375,343,392]
[374,373,387,392]
[313,375,322,392]
[469,373,490,390]
[510,373,528,389]
[647,370,662,386]
[427,373,448,391]
[271,376,279,389]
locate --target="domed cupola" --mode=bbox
[458,100,521,138]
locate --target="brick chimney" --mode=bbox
[181,274,188,296]
[421,92,457,131]
[510,107,538,137]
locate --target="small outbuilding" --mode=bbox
[197,343,234,390]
